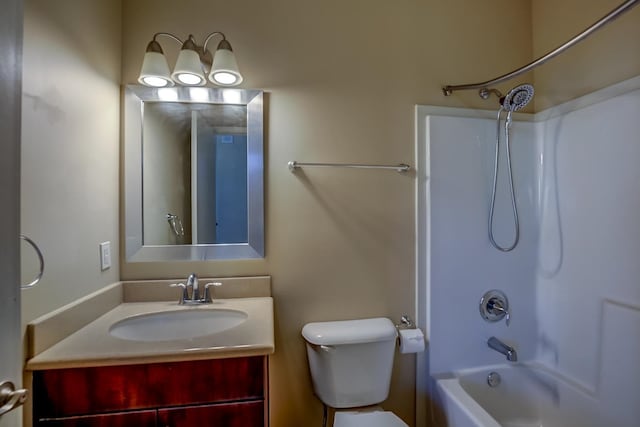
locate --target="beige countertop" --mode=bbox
[25,277,274,370]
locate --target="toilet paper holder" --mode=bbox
[394,315,425,353]
[395,315,415,330]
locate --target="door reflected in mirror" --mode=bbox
[142,102,248,246]
[124,86,264,261]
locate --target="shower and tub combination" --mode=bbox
[416,1,640,426]
[421,80,640,426]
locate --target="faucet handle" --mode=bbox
[480,290,510,327]
[495,304,511,326]
[488,299,511,327]
[203,282,222,303]
[170,283,188,304]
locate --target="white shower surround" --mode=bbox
[415,75,640,426]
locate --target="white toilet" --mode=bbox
[301,317,408,427]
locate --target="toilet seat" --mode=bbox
[334,410,408,427]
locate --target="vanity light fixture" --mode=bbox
[138,32,243,88]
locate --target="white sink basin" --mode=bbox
[109,309,248,342]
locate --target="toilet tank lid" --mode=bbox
[302,317,397,346]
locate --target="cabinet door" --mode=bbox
[37,410,156,427]
[158,401,264,427]
[34,357,265,417]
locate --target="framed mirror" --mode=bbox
[124,85,264,261]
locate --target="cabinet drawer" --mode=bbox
[34,357,265,417]
[158,401,265,427]
[36,409,157,427]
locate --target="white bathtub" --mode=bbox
[435,364,601,427]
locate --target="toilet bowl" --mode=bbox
[334,409,407,427]
[301,317,408,427]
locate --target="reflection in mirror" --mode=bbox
[142,102,248,246]
[124,86,264,261]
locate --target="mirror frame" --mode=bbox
[124,85,264,261]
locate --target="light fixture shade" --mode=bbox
[171,49,206,86]
[138,51,174,87]
[209,41,243,86]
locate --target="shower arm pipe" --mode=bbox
[442,0,640,97]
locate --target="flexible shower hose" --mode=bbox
[488,108,520,252]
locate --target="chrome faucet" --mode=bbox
[187,273,199,301]
[170,274,222,305]
[488,336,518,362]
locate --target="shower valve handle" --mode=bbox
[480,290,510,327]
[488,299,511,327]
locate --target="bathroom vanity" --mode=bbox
[24,277,274,427]
[33,357,267,426]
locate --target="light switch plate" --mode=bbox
[100,241,111,271]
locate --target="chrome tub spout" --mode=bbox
[488,336,517,362]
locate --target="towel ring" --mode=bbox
[20,234,44,289]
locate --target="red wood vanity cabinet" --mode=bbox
[32,356,268,427]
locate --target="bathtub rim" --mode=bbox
[434,361,603,427]
[435,375,502,427]
[436,361,597,398]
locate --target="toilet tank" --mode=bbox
[301,318,397,408]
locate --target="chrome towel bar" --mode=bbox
[288,161,410,173]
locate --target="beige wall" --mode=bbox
[21,0,121,324]
[532,0,640,110]
[121,1,532,426]
[20,0,640,425]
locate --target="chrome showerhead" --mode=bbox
[500,84,534,112]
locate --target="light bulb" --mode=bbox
[138,42,174,88]
[171,41,206,87]
[211,72,238,86]
[208,40,243,87]
[175,73,204,86]
[141,76,171,87]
